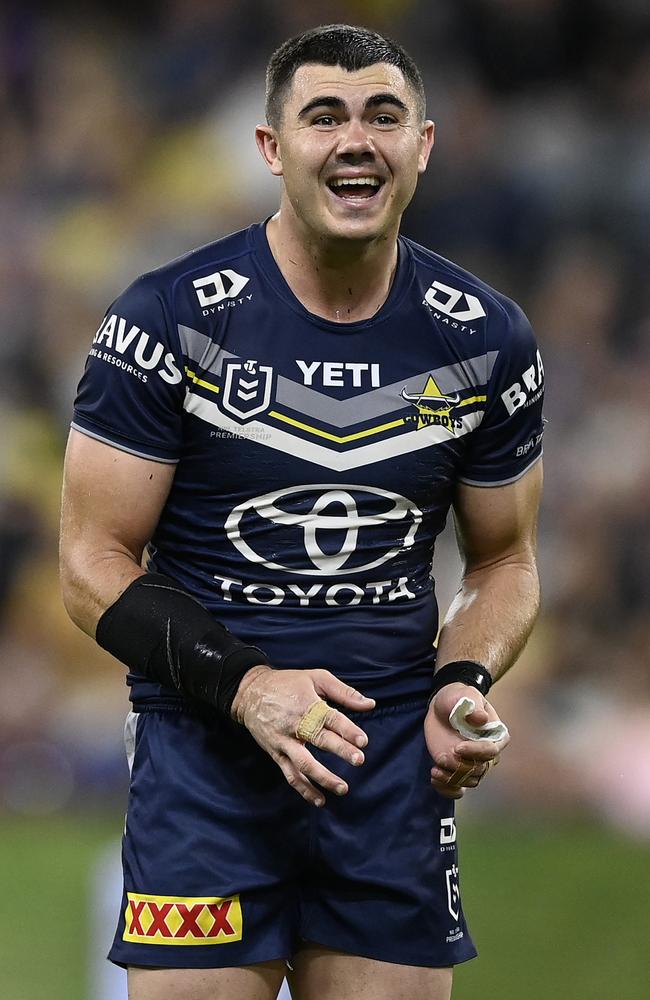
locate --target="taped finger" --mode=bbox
[446,763,476,786]
[430,757,458,776]
[296,699,330,743]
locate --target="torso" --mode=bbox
[73,221,544,704]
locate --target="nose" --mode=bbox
[335,118,375,158]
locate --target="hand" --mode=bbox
[231,666,375,807]
[424,682,510,799]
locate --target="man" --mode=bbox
[60,24,543,1000]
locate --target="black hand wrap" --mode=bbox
[428,659,493,707]
[95,573,271,717]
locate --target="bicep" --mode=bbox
[60,429,175,590]
[452,459,543,570]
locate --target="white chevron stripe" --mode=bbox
[184,393,483,471]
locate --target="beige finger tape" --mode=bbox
[295,699,330,743]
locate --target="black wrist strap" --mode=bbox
[428,659,493,706]
[95,573,271,717]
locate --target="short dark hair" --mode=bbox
[265,24,426,127]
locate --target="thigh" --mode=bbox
[302,698,477,969]
[128,960,286,1000]
[288,945,453,1000]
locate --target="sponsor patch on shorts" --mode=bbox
[123,892,243,945]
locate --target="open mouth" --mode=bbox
[327,176,384,200]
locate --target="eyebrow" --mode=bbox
[297,93,410,119]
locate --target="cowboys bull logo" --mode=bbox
[222,359,274,422]
[401,374,463,433]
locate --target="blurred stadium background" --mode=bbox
[0,1,648,998]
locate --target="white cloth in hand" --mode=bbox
[449,696,509,742]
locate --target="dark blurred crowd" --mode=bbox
[0,0,648,831]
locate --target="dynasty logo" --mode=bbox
[401,375,463,432]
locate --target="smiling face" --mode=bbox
[257,62,435,246]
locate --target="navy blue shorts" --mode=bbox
[109,697,477,969]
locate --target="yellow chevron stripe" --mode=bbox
[184,369,485,440]
[457,395,487,407]
[185,367,220,393]
[269,396,487,442]
[268,411,407,444]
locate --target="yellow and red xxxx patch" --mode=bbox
[123,892,243,945]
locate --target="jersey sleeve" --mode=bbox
[72,274,185,463]
[459,300,545,486]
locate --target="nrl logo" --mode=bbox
[401,375,463,432]
[445,865,461,922]
[221,358,274,422]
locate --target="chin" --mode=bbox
[322,214,390,245]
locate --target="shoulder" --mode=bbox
[402,235,533,349]
[95,226,258,349]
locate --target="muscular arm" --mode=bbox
[60,428,372,806]
[436,459,543,678]
[425,460,542,798]
[59,429,175,635]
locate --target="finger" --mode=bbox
[323,707,370,750]
[465,759,495,786]
[429,758,458,777]
[273,752,325,808]
[431,769,478,794]
[312,726,365,767]
[430,766,457,784]
[431,761,489,784]
[473,760,494,783]
[464,702,491,727]
[430,778,465,800]
[295,699,330,744]
[432,750,485,772]
[434,758,494,788]
[312,670,376,712]
[287,744,349,797]
[454,739,505,763]
[447,762,476,786]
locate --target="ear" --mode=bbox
[417,120,435,175]
[255,124,283,177]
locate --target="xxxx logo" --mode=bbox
[123,892,243,945]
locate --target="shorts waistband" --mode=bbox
[131,692,429,722]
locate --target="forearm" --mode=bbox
[59,552,272,725]
[436,555,540,682]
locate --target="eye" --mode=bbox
[373,114,398,127]
[313,115,338,127]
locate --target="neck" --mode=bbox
[265,204,400,324]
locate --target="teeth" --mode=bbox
[330,177,381,188]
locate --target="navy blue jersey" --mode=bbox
[73,222,544,704]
